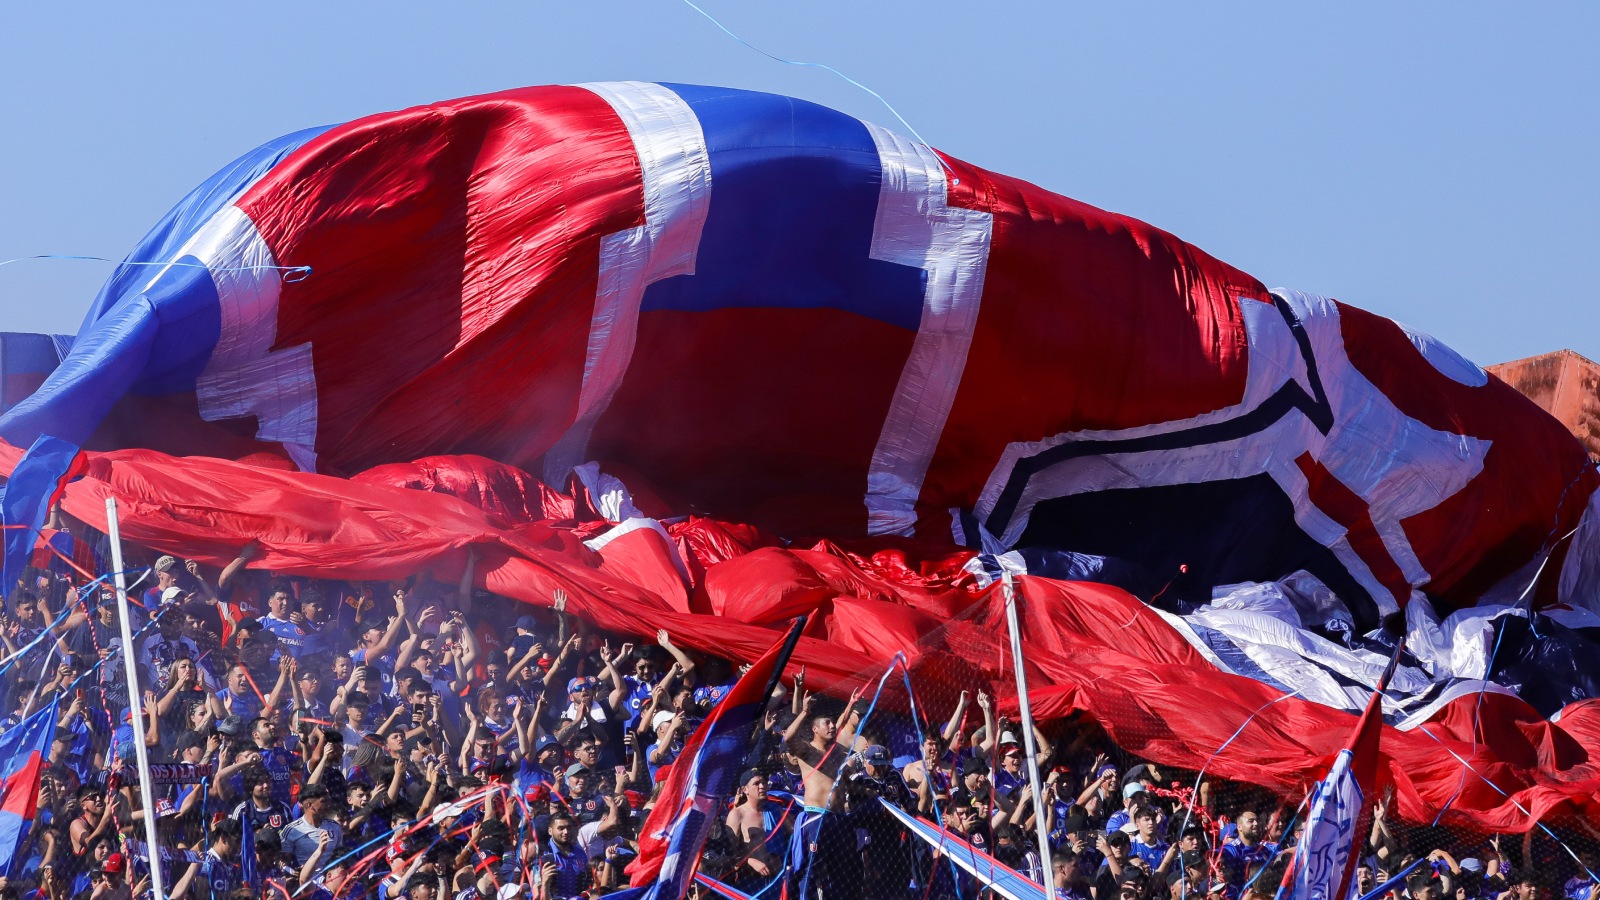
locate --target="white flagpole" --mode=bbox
[1001,568,1053,899]
[106,497,166,900]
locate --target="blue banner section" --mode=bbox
[0,434,83,591]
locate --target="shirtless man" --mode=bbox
[726,770,779,883]
[782,689,864,900]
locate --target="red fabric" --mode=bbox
[7,441,1598,831]
[353,455,557,528]
[1009,578,1600,832]
[0,752,42,821]
[1333,304,1600,609]
[238,85,647,475]
[592,525,691,614]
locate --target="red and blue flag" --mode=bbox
[624,618,804,900]
[0,697,60,876]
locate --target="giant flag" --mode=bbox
[0,83,1595,628]
[0,696,60,875]
[627,618,803,896]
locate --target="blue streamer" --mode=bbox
[674,0,929,147]
[1412,723,1598,885]
[0,254,310,282]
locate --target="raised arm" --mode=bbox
[183,559,217,604]
[783,693,814,744]
[217,540,261,593]
[941,691,970,745]
[542,633,583,690]
[263,655,294,714]
[601,642,630,710]
[657,630,695,679]
[974,691,997,754]
[457,545,478,615]
[835,688,866,751]
[369,598,408,659]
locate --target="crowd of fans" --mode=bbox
[0,539,1594,900]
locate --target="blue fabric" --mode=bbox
[643,84,925,331]
[0,124,330,453]
[0,334,70,416]
[0,435,82,590]
[240,807,259,896]
[80,124,333,329]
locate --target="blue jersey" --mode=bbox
[1220,840,1278,886]
[1130,837,1170,870]
[692,681,735,710]
[993,767,1025,799]
[622,676,656,727]
[545,839,588,900]
[260,746,299,808]
[260,616,308,656]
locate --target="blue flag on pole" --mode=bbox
[0,697,61,875]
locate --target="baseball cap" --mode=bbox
[535,735,562,754]
[564,763,590,779]
[1459,858,1483,873]
[153,556,179,573]
[515,615,539,631]
[103,853,127,874]
[1122,782,1145,801]
[999,732,1019,746]
[961,757,990,776]
[863,745,892,765]
[403,734,434,754]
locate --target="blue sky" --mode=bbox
[2,2,1596,364]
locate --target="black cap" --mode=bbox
[961,757,990,776]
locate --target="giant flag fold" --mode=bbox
[626,618,804,897]
[0,434,85,591]
[0,696,60,875]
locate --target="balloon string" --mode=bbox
[0,254,311,283]
[672,0,930,147]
